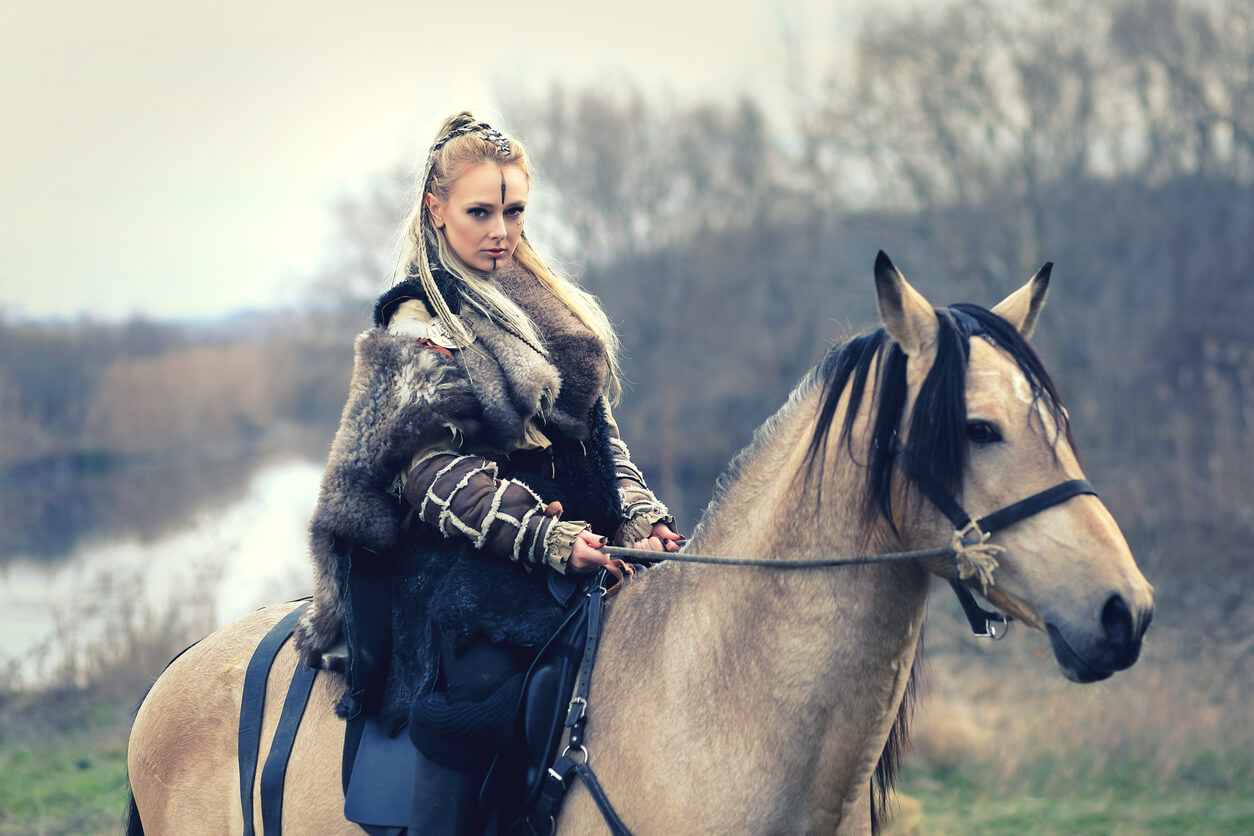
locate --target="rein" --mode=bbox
[603,543,951,568]
[603,476,1097,639]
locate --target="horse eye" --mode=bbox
[966,420,1003,444]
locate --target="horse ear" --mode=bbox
[991,263,1052,339]
[874,251,938,356]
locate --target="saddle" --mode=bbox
[236,574,598,836]
[339,570,592,834]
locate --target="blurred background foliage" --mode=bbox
[5,0,1249,627]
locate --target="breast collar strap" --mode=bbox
[895,448,1097,638]
[521,570,634,836]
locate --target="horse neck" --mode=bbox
[587,390,930,830]
[688,386,889,559]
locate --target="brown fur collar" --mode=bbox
[491,259,607,439]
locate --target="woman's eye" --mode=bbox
[468,207,488,218]
[506,206,525,217]
[966,420,1003,444]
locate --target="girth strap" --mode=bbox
[238,604,312,836]
[564,573,632,833]
[566,574,605,736]
[574,760,632,836]
[260,660,317,833]
[521,570,634,836]
[238,602,311,836]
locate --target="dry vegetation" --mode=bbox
[883,613,1254,833]
[911,608,1253,789]
[0,319,351,473]
[86,344,281,454]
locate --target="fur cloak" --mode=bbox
[294,260,623,726]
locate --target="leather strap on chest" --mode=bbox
[518,570,633,836]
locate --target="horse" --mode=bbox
[126,253,1154,834]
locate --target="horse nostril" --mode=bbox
[1101,594,1134,649]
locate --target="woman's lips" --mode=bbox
[483,248,506,257]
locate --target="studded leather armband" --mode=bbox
[608,436,675,544]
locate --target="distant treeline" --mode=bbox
[0,316,351,471]
[1,0,1250,623]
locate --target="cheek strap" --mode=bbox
[898,446,1097,638]
[976,479,1097,535]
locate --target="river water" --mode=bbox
[0,457,324,686]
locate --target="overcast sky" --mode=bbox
[0,0,887,320]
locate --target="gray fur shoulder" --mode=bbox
[295,317,563,660]
[315,328,483,550]
[296,327,482,659]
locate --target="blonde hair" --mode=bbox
[397,111,623,402]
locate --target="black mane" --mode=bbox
[803,302,1070,831]
[695,299,1071,833]
[805,302,1071,531]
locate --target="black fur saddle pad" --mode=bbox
[342,574,594,831]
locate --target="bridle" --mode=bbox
[606,456,1097,640]
[895,445,1096,638]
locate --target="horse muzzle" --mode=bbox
[1046,593,1154,683]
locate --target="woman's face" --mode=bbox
[427,162,529,272]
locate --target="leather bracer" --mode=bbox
[403,451,585,573]
[608,436,675,544]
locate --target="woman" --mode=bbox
[293,112,680,832]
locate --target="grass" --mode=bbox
[0,741,130,836]
[888,789,1254,835]
[0,690,133,836]
[886,761,1254,835]
[875,596,1254,835]
[5,704,1249,836]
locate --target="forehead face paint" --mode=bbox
[492,168,507,270]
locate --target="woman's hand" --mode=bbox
[569,528,634,595]
[570,528,612,572]
[632,523,683,554]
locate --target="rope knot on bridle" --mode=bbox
[951,520,1004,593]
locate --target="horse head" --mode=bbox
[868,251,1153,682]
